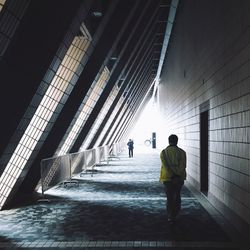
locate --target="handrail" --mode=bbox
[40,143,123,194]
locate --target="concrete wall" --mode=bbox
[158,0,250,235]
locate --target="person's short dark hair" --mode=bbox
[169,134,178,145]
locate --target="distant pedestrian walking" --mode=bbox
[127,139,134,158]
[160,134,186,223]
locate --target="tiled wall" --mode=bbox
[158,0,250,235]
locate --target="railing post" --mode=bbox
[41,160,44,196]
[69,154,72,182]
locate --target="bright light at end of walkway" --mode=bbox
[129,101,162,148]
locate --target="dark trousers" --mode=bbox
[164,180,184,219]
[129,148,133,157]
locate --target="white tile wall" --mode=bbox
[158,0,250,233]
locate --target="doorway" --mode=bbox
[200,110,209,194]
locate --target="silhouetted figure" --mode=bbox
[160,134,186,223]
[127,139,134,158]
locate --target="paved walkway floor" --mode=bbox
[0,147,248,249]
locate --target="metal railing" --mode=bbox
[109,142,124,158]
[40,143,122,194]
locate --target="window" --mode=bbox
[0,23,91,209]
[80,84,119,150]
[57,67,110,155]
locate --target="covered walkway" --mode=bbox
[0,147,246,249]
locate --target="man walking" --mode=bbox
[127,139,134,157]
[160,134,186,223]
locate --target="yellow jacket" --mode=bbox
[160,145,186,182]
